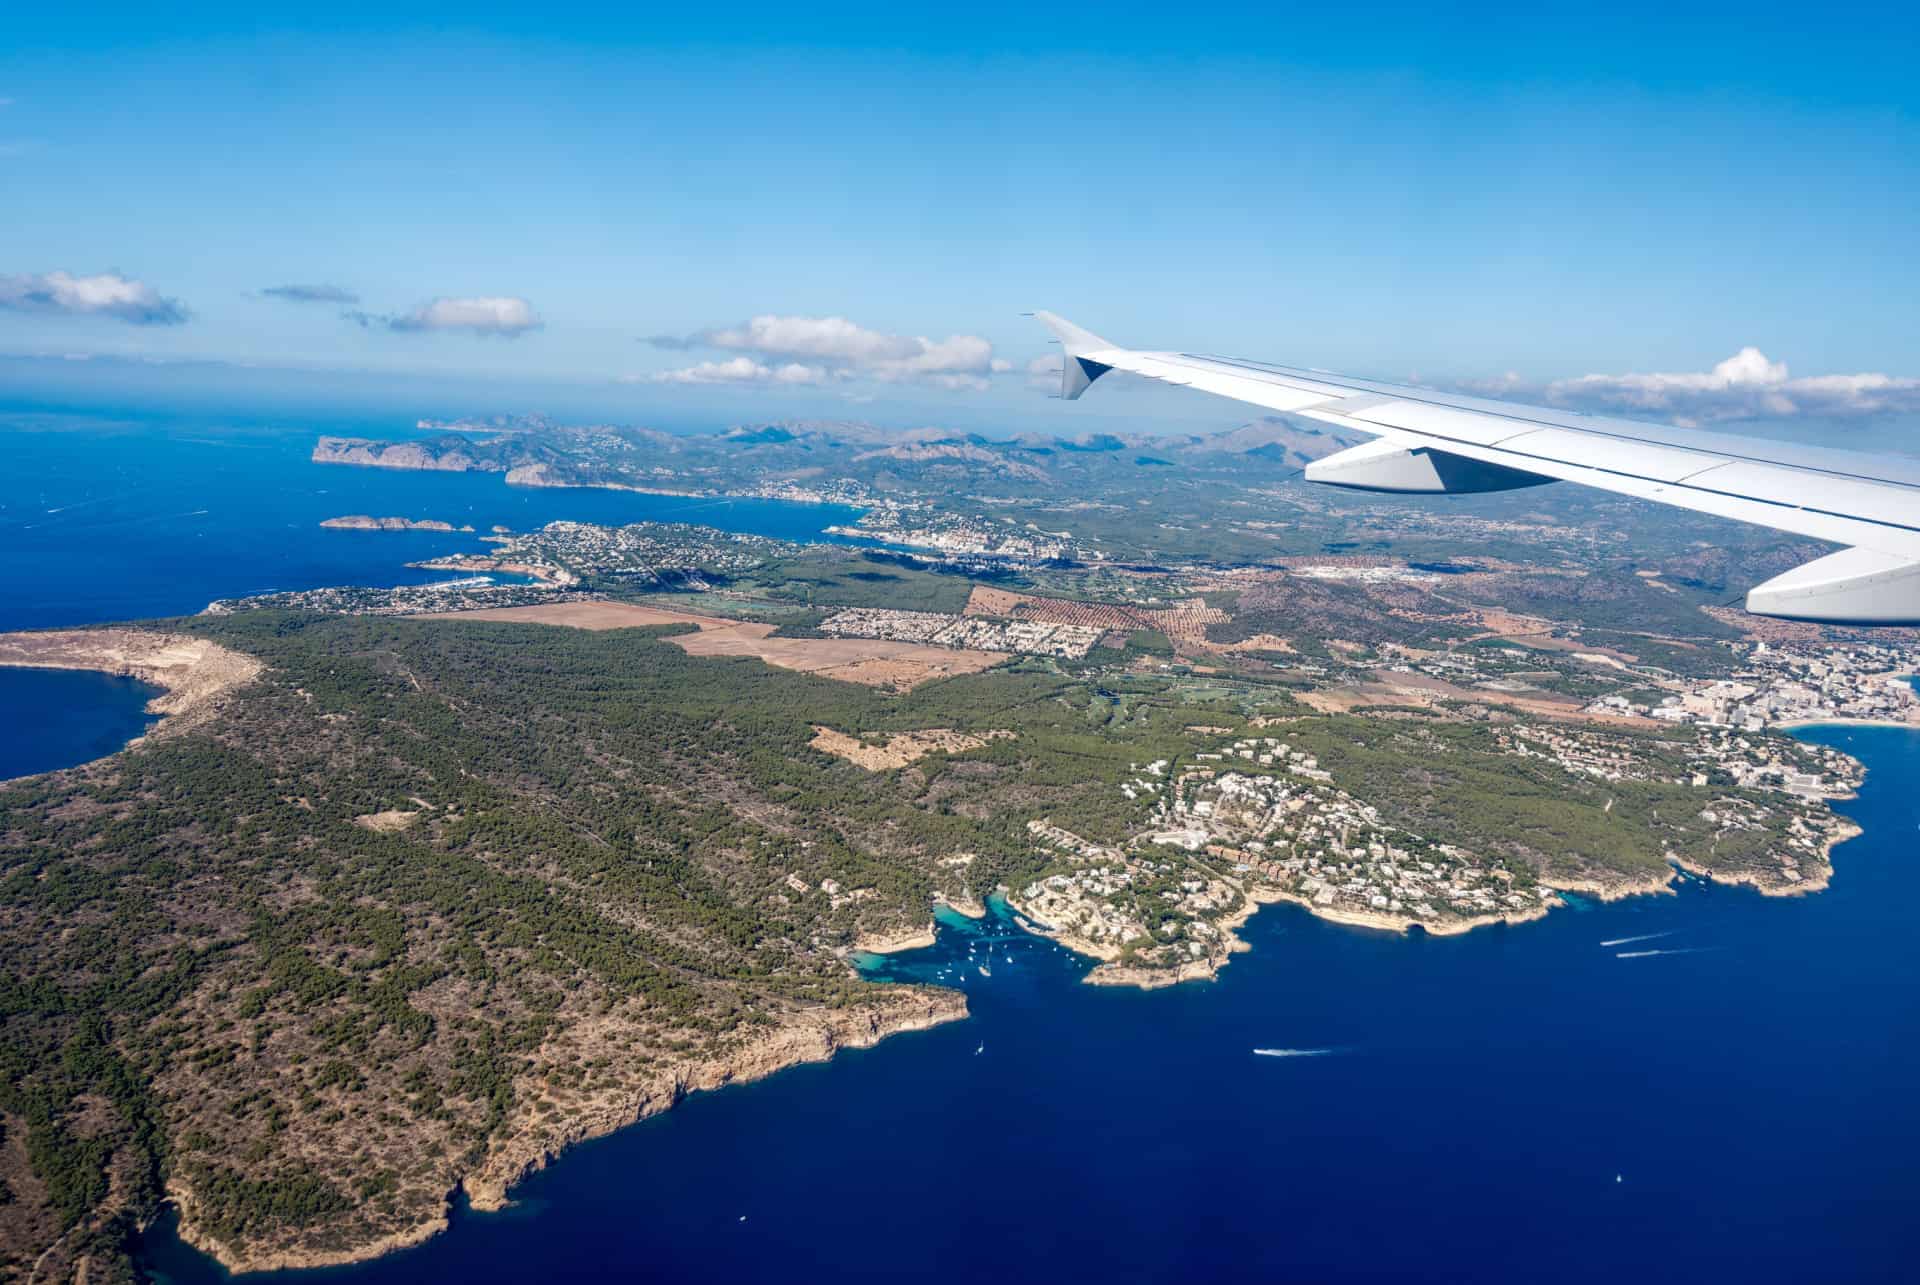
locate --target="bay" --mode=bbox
[0,666,162,779]
[0,408,865,634]
[142,723,1920,1284]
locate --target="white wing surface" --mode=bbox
[1033,311,1920,624]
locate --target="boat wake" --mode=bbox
[1253,1047,1339,1059]
[1616,947,1717,959]
[1599,931,1672,948]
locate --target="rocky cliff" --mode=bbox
[312,436,506,472]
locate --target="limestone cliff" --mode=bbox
[312,436,505,472]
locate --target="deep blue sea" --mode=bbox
[0,406,864,634]
[132,724,1920,1284]
[3,406,1916,1282]
[0,665,162,779]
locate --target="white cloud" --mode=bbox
[1544,348,1920,423]
[388,296,541,337]
[700,315,922,364]
[649,314,1001,389]
[0,270,188,325]
[634,356,833,386]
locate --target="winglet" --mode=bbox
[1032,310,1117,400]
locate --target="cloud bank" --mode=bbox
[342,295,542,337]
[1541,348,1920,424]
[647,314,999,390]
[262,283,360,305]
[0,270,189,325]
[389,296,541,336]
[1446,349,1920,427]
[630,356,832,386]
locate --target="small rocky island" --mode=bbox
[319,515,476,532]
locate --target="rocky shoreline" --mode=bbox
[1008,853,1815,990]
[848,922,939,955]
[0,628,263,745]
[321,514,475,533]
[312,437,502,472]
[168,989,966,1274]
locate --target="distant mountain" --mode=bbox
[312,435,510,472]
[851,439,1050,481]
[723,425,799,445]
[312,410,1364,500]
[1179,417,1365,466]
[1058,433,1128,453]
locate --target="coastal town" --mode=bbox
[202,577,566,617]
[442,519,794,587]
[1588,639,1920,730]
[1006,708,1868,984]
[825,506,1078,562]
[1012,734,1556,981]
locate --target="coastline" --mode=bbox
[406,555,580,587]
[320,515,474,533]
[935,891,988,919]
[308,445,856,510]
[499,464,846,508]
[169,989,967,1275]
[166,1195,454,1278]
[460,992,967,1208]
[847,921,939,955]
[1773,716,1920,732]
[1667,817,1861,899]
[1006,861,1748,990]
[0,628,263,746]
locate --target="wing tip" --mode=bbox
[1031,312,1119,400]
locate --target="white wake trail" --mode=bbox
[1616,947,1718,959]
[1600,931,1673,948]
[1253,1047,1339,1058]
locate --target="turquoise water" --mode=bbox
[141,724,1920,1284]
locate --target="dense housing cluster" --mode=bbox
[485,521,790,584]
[203,578,565,617]
[820,607,1103,658]
[1604,642,1920,729]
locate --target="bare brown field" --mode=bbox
[809,726,1013,771]
[962,585,1228,647]
[1300,670,1653,726]
[1219,632,1296,654]
[413,600,1006,690]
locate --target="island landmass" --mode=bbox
[319,516,476,533]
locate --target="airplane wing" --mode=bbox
[1032,311,1920,624]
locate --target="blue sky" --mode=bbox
[2,3,1917,435]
